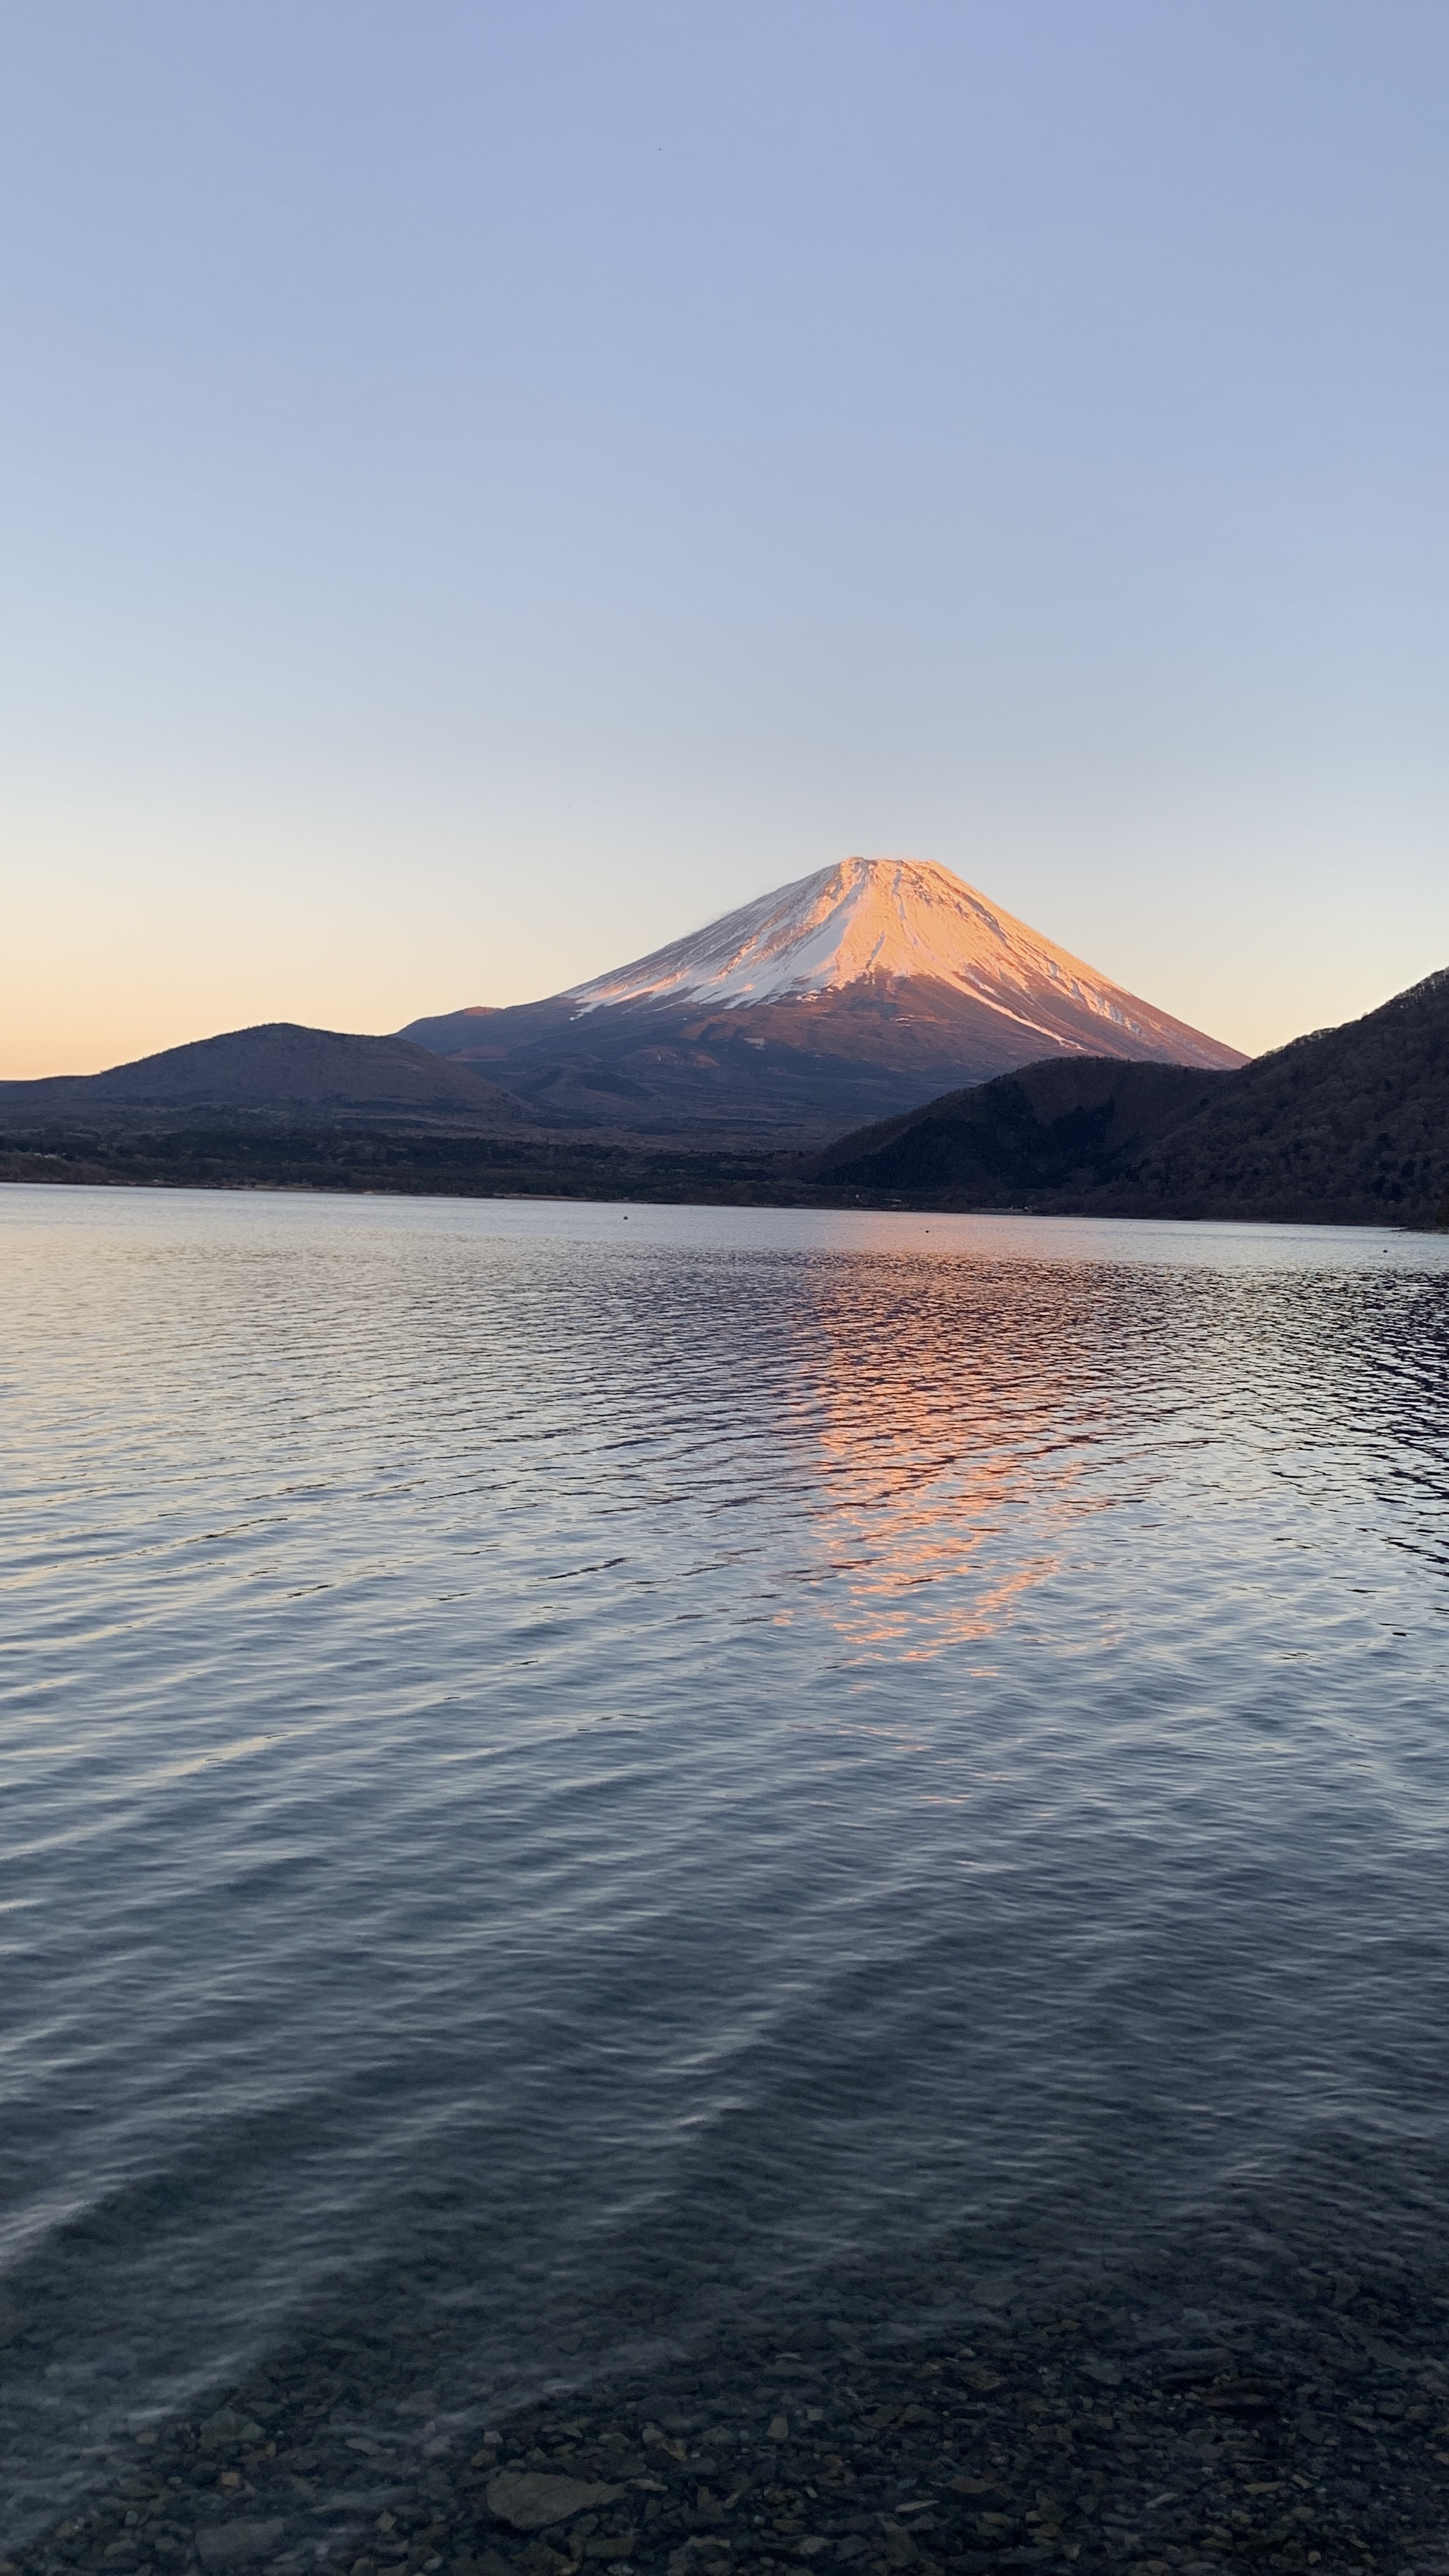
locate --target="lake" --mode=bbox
[4,1186,1449,2539]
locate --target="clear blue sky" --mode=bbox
[3,1,1445,1074]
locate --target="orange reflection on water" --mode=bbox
[788,1257,1087,1660]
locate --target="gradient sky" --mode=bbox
[3,1,1445,1077]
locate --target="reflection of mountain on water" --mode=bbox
[784,1254,1100,1659]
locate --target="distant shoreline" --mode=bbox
[0,1158,1436,1234]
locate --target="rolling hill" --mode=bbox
[0,1023,534,1128]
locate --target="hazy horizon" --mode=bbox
[4,3,1446,1079]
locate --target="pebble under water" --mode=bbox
[4,1188,1449,2575]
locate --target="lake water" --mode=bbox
[4,1186,1449,2538]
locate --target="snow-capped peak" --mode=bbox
[570,855,1149,1043]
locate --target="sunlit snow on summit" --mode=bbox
[568,855,1237,1063]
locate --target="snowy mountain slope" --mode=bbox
[400,856,1244,1137]
[569,855,1218,1058]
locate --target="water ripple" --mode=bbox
[3,1191,1449,2528]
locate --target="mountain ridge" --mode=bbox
[399,855,1243,1136]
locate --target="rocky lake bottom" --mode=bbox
[15,2255,1449,2576]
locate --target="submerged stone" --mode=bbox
[488,2474,626,2531]
[195,2523,285,2568]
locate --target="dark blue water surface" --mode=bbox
[4,1188,1449,2534]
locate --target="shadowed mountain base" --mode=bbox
[4,971,1446,1228]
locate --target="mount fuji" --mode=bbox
[400,856,1245,1137]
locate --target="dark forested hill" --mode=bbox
[817,969,1449,1227]
[818,1058,1229,1203]
[1097,967,1449,1224]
